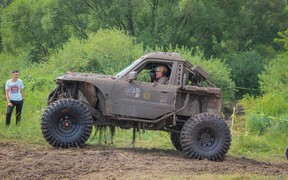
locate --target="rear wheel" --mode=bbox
[180,114,231,161]
[41,99,93,148]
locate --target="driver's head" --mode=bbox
[155,65,167,77]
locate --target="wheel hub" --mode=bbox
[57,115,77,134]
[197,128,215,147]
[62,119,72,129]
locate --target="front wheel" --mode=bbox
[180,114,231,161]
[41,99,93,148]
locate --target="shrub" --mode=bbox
[241,95,288,135]
[46,29,144,75]
[225,51,266,99]
[259,54,288,94]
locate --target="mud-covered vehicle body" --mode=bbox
[41,52,231,161]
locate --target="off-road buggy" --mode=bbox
[41,52,231,161]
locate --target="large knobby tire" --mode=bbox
[170,132,182,151]
[41,99,93,148]
[180,114,231,161]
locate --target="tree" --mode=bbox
[1,0,70,62]
[243,0,288,51]
[226,51,264,98]
[84,0,143,36]
[260,29,288,94]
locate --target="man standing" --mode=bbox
[5,70,25,126]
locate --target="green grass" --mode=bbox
[0,100,45,144]
[0,117,44,144]
[87,127,173,150]
[229,133,287,162]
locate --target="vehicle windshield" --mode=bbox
[115,58,142,78]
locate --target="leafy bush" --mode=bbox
[236,48,288,157]
[241,95,288,134]
[225,51,266,99]
[240,52,288,134]
[259,54,288,95]
[46,29,144,75]
[245,112,272,135]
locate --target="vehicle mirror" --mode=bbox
[128,71,137,82]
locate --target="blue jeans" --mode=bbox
[6,100,23,126]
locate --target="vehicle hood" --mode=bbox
[56,72,114,82]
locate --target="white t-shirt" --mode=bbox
[5,79,24,101]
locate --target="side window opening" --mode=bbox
[183,65,213,87]
[136,63,172,84]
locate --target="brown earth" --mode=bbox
[0,141,287,180]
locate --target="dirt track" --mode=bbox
[0,141,287,180]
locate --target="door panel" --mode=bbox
[111,81,177,119]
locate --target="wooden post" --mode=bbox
[230,107,236,134]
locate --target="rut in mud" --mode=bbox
[0,142,287,179]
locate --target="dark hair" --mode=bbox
[11,70,19,74]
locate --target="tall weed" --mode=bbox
[235,94,288,159]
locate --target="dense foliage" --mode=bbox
[242,30,288,126]
[0,0,287,97]
[236,30,288,156]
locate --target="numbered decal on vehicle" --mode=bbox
[125,86,140,98]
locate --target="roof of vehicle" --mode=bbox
[141,52,185,62]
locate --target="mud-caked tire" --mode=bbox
[170,132,182,151]
[180,114,231,161]
[41,99,93,148]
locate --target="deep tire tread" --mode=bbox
[41,99,93,148]
[180,114,231,161]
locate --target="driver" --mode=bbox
[153,65,169,84]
